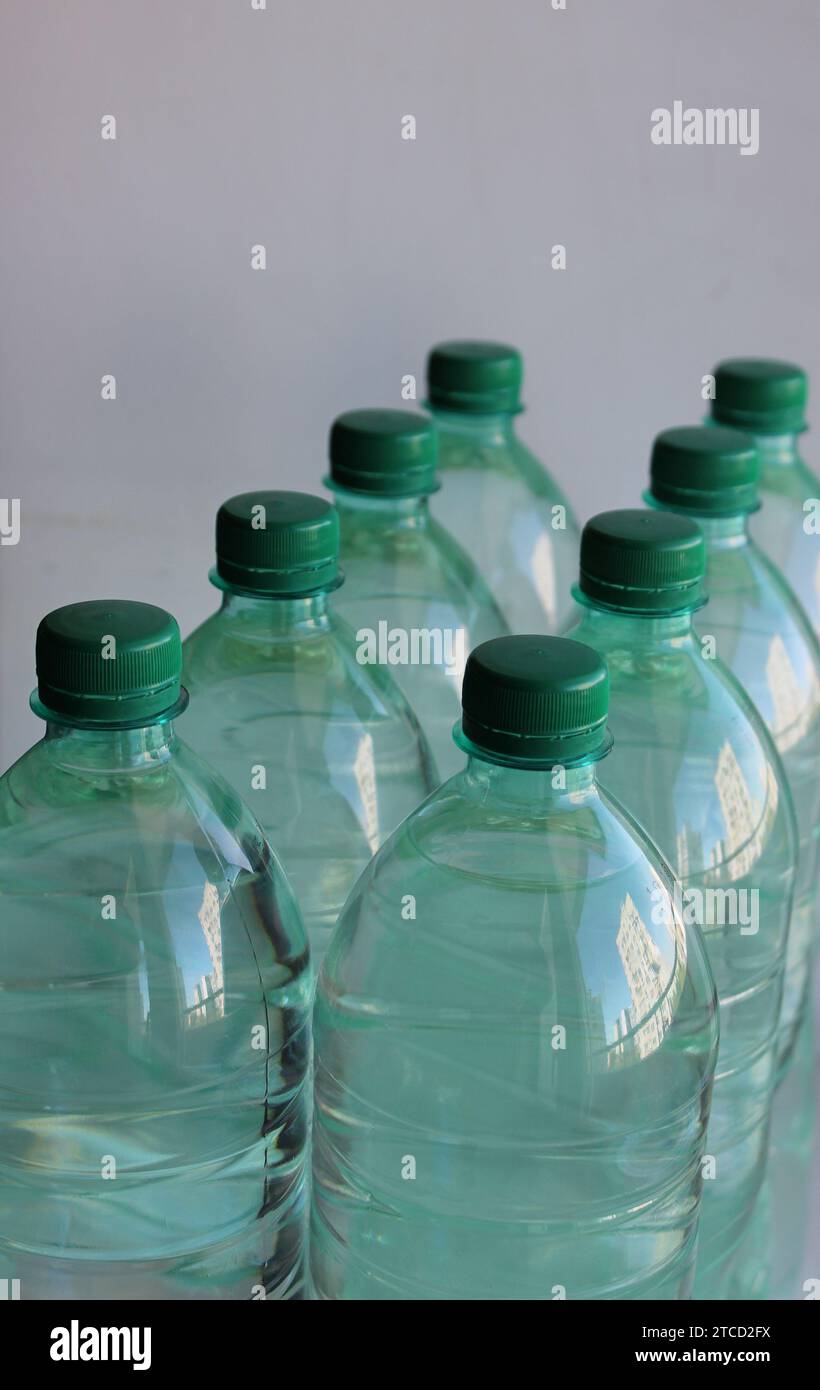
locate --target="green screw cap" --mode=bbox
[711,357,808,434]
[457,635,610,765]
[578,509,706,614]
[427,340,523,414]
[648,425,760,516]
[32,600,185,727]
[327,409,439,497]
[214,491,339,595]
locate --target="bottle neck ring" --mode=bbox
[453,719,613,772]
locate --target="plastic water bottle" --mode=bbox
[182,491,437,965]
[425,340,580,633]
[0,601,311,1299]
[327,409,509,780]
[704,366,820,1303]
[311,635,719,1300]
[566,509,797,1299]
[647,426,820,1062]
[710,357,820,636]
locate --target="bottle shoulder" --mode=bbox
[566,618,797,874]
[0,738,310,1002]
[337,514,509,624]
[701,542,820,749]
[758,456,819,500]
[707,538,819,645]
[436,428,578,521]
[182,606,431,724]
[570,617,785,760]
[333,772,677,905]
[0,735,296,905]
[321,774,718,1065]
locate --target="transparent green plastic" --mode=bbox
[182,590,437,965]
[727,1007,816,1300]
[767,1008,816,1299]
[0,720,311,1299]
[567,602,797,1298]
[747,432,820,637]
[658,512,820,1059]
[311,754,719,1300]
[428,408,580,634]
[330,491,509,779]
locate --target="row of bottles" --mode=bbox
[0,346,816,1300]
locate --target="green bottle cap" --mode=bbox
[456,635,610,765]
[711,357,808,434]
[648,425,760,516]
[327,409,439,497]
[214,491,340,596]
[31,600,186,727]
[426,340,523,414]
[577,509,706,614]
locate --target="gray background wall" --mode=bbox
[1,0,819,1289]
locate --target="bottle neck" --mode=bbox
[333,489,430,532]
[428,407,517,447]
[693,511,751,550]
[463,753,598,805]
[43,720,177,771]
[576,604,695,645]
[751,431,801,469]
[218,588,332,634]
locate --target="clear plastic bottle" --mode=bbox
[710,357,820,636]
[425,340,580,633]
[647,427,820,1063]
[182,492,437,966]
[0,601,311,1299]
[566,509,797,1299]
[311,635,719,1300]
[327,409,509,780]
